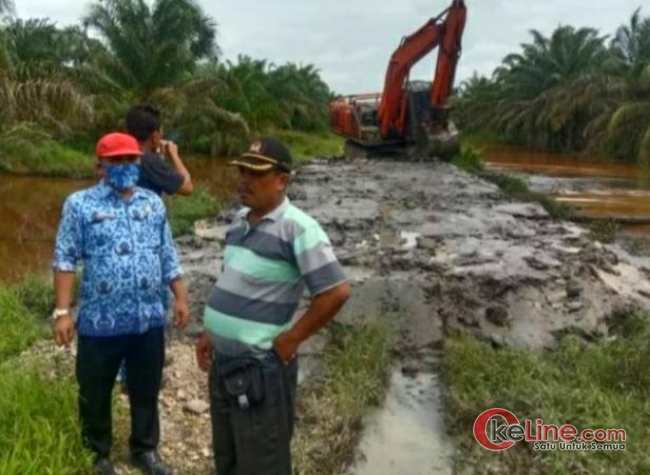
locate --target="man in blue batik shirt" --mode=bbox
[52,132,189,475]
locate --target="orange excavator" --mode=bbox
[329,0,467,160]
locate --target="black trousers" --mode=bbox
[76,327,165,458]
[209,353,298,475]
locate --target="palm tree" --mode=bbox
[0,18,93,137]
[455,26,612,151]
[266,63,332,130]
[0,0,14,15]
[611,8,650,77]
[83,0,218,99]
[603,9,650,161]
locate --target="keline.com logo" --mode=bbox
[473,408,626,452]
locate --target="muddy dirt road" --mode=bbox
[170,157,650,474]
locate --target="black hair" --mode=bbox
[125,104,161,142]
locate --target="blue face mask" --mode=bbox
[103,163,140,190]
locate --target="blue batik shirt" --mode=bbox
[52,181,182,337]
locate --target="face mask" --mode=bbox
[103,163,140,191]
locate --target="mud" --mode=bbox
[171,157,650,473]
[192,158,649,351]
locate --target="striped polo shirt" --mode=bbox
[203,197,347,356]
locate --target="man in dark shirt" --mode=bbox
[119,104,195,392]
[125,104,194,197]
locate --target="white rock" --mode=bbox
[184,399,210,415]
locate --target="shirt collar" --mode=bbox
[238,196,290,223]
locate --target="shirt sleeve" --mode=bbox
[159,206,183,283]
[293,223,347,296]
[52,197,83,272]
[141,154,184,195]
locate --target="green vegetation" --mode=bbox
[453,11,650,163]
[165,185,219,236]
[12,273,54,319]
[452,147,574,220]
[588,218,621,243]
[451,147,485,173]
[276,130,343,163]
[294,323,392,475]
[0,126,93,177]
[0,1,337,175]
[0,360,94,474]
[445,315,650,475]
[0,268,93,473]
[0,285,46,361]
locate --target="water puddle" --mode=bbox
[351,369,453,475]
[400,231,421,249]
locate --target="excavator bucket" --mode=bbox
[423,121,460,161]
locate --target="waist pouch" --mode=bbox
[219,357,265,410]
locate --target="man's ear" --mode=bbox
[278,172,290,191]
[151,129,163,150]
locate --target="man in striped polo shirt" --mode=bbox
[196,137,351,475]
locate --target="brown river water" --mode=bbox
[2,146,650,282]
[0,157,236,282]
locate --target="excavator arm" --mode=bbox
[377,0,467,138]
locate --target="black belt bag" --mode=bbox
[219,357,265,410]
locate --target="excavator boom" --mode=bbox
[378,0,466,138]
[329,0,467,160]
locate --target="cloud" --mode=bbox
[12,0,645,93]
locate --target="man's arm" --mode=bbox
[159,204,190,328]
[52,197,82,347]
[163,141,193,195]
[273,281,351,362]
[274,223,351,363]
[169,277,190,328]
[54,272,76,346]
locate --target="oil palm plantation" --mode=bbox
[493,26,611,150]
[0,19,93,137]
[454,11,650,162]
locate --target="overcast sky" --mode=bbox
[15,0,645,94]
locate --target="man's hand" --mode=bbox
[173,299,190,329]
[273,330,301,364]
[196,333,213,372]
[54,315,75,347]
[163,141,180,160]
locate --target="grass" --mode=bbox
[12,274,55,320]
[451,147,485,174]
[165,185,220,236]
[293,322,392,475]
[0,127,94,178]
[452,147,575,220]
[0,285,47,362]
[619,235,650,257]
[0,357,95,474]
[588,219,620,243]
[275,130,344,163]
[444,316,650,475]
[460,131,511,149]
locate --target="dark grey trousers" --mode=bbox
[76,327,165,458]
[209,353,298,475]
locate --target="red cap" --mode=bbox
[95,132,143,159]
